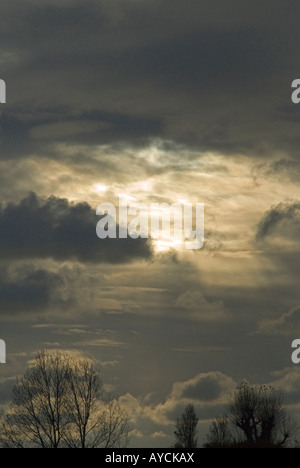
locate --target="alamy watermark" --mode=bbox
[291,339,300,364]
[0,80,6,362]
[0,79,6,104]
[0,340,6,363]
[96,197,204,250]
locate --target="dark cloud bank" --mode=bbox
[0,193,152,263]
[0,267,65,313]
[257,201,300,242]
[1,0,300,158]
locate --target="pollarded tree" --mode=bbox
[205,382,297,448]
[174,404,199,448]
[0,351,129,448]
[227,382,296,447]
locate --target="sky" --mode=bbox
[1,0,300,447]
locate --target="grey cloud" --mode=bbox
[169,371,235,405]
[0,111,162,160]
[256,202,300,242]
[253,158,300,186]
[0,266,68,314]
[0,193,152,263]
[270,158,300,183]
[255,203,300,286]
[257,306,300,336]
[1,0,300,157]
[122,368,300,447]
[270,368,300,405]
[181,374,222,401]
[174,291,228,322]
[119,371,236,446]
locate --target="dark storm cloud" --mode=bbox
[1,0,300,157]
[252,157,300,186]
[270,158,300,183]
[256,202,300,242]
[0,193,152,263]
[161,371,235,421]
[0,111,162,160]
[0,266,66,313]
[181,374,222,401]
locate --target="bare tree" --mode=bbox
[205,416,233,448]
[0,409,25,449]
[64,359,128,448]
[99,397,129,448]
[205,382,297,448]
[0,351,129,448]
[173,404,199,448]
[0,351,70,448]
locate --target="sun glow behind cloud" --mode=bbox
[94,184,108,193]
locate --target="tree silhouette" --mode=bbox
[0,351,129,448]
[205,382,297,448]
[205,416,233,448]
[173,404,199,448]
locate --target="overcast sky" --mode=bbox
[1,0,300,447]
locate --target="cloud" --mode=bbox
[270,159,300,183]
[1,0,300,157]
[119,371,236,447]
[254,202,300,284]
[166,371,235,410]
[29,119,112,140]
[122,371,236,426]
[257,306,300,336]
[256,202,300,244]
[270,368,300,406]
[0,265,68,314]
[0,192,152,263]
[174,291,229,322]
[251,158,300,188]
[119,368,300,447]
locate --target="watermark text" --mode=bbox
[96,198,204,250]
[0,79,6,104]
[0,340,6,363]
